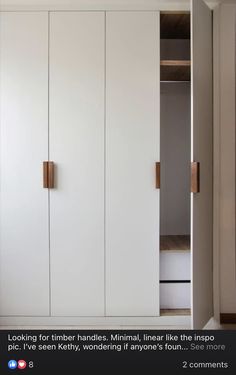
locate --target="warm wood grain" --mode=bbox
[48,161,54,189]
[191,161,200,193]
[160,13,190,39]
[160,60,190,66]
[160,60,191,81]
[156,162,160,188]
[160,308,191,316]
[160,235,190,251]
[43,161,54,189]
[43,161,49,188]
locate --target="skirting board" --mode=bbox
[220,313,236,324]
[0,316,191,328]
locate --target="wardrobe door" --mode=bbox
[106,12,160,316]
[0,13,49,315]
[50,13,105,316]
[191,0,213,328]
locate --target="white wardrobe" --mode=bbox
[0,0,213,329]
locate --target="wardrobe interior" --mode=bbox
[159,12,191,316]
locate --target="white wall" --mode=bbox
[160,82,191,235]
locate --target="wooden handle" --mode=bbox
[43,161,54,189]
[43,161,49,188]
[191,162,200,193]
[48,161,54,189]
[156,162,160,189]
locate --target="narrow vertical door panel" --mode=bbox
[106,12,160,316]
[0,13,49,315]
[50,13,105,316]
[191,0,213,328]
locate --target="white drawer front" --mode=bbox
[160,283,191,309]
[160,251,190,280]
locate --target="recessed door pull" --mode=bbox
[43,161,54,189]
[191,161,200,193]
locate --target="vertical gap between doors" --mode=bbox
[48,11,52,317]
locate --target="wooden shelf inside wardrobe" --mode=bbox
[160,60,191,82]
[160,235,190,251]
[160,309,191,316]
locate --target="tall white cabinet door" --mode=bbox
[191,0,213,328]
[106,12,160,316]
[50,13,105,316]
[0,13,49,315]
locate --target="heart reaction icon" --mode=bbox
[18,360,27,370]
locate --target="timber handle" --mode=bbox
[156,162,160,189]
[191,161,200,193]
[43,161,54,189]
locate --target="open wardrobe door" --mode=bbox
[191,0,213,329]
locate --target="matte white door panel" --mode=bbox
[50,12,105,316]
[191,0,213,328]
[106,12,160,316]
[0,12,49,315]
